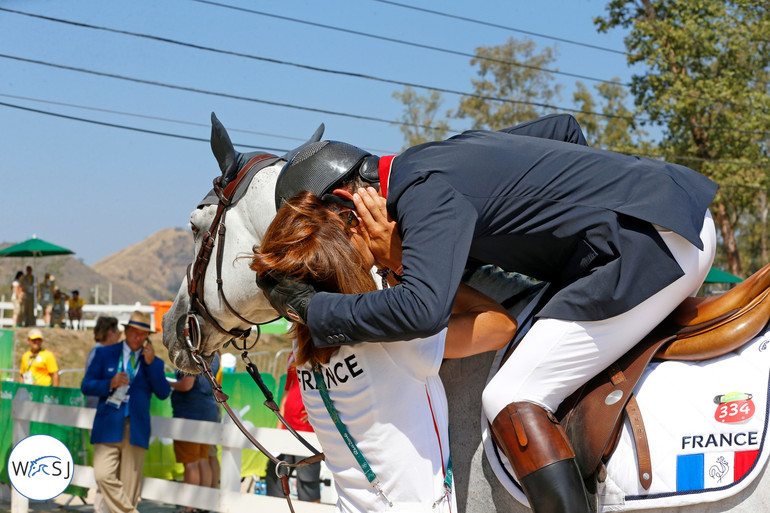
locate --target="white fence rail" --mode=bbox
[10,389,333,513]
[0,301,155,330]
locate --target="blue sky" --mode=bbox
[0,0,639,265]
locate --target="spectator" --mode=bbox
[169,353,221,510]
[83,315,121,513]
[85,316,121,407]
[39,273,56,327]
[81,311,170,513]
[265,351,321,503]
[50,289,67,328]
[68,290,84,329]
[11,271,24,327]
[19,328,59,386]
[21,266,35,327]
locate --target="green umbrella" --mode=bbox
[0,236,74,257]
[704,267,743,284]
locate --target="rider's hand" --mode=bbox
[255,273,316,324]
[353,187,402,271]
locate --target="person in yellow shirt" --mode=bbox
[68,290,85,329]
[19,329,59,386]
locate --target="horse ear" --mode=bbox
[210,112,240,178]
[281,123,325,161]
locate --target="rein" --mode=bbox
[184,153,325,511]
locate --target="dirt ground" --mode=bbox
[7,325,292,384]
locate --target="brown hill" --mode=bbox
[0,248,137,305]
[92,227,193,303]
[1,228,193,306]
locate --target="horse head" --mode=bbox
[162,113,324,372]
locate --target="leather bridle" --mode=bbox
[185,153,281,351]
[181,152,324,512]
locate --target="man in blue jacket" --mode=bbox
[82,311,170,513]
[258,114,717,512]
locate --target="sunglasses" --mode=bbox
[338,209,360,228]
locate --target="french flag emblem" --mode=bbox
[676,450,759,491]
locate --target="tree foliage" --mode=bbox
[595,0,770,276]
[392,87,451,149]
[453,38,562,130]
[572,79,650,151]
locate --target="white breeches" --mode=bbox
[482,212,716,421]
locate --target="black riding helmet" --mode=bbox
[274,140,380,210]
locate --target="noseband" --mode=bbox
[186,153,281,351]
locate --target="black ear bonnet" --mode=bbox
[275,140,380,210]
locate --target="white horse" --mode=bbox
[162,116,770,512]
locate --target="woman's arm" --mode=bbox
[170,375,195,392]
[444,283,517,359]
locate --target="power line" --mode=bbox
[0,7,639,122]
[371,0,629,56]
[0,92,396,155]
[3,98,766,170]
[0,53,449,131]
[188,0,628,88]
[0,92,308,143]
[0,99,286,150]
[0,99,400,155]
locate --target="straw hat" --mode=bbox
[28,328,44,340]
[122,311,155,333]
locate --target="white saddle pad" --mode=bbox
[483,324,770,511]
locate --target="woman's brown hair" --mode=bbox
[250,191,376,366]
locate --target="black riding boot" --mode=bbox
[491,401,592,513]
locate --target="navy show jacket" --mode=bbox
[306,115,717,346]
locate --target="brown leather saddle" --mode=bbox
[555,262,770,491]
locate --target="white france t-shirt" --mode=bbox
[295,329,454,512]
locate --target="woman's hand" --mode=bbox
[353,187,402,270]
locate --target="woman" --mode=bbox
[251,191,516,512]
[12,271,25,327]
[85,316,121,408]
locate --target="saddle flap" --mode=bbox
[558,328,677,479]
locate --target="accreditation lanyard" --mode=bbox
[313,365,455,508]
[118,349,141,383]
[312,365,393,507]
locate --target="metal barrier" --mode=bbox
[0,302,155,330]
[245,350,275,377]
[9,388,333,513]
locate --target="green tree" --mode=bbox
[392,87,451,149]
[596,0,770,276]
[453,37,562,129]
[572,79,650,151]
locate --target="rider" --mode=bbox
[251,191,516,511]
[257,114,718,512]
